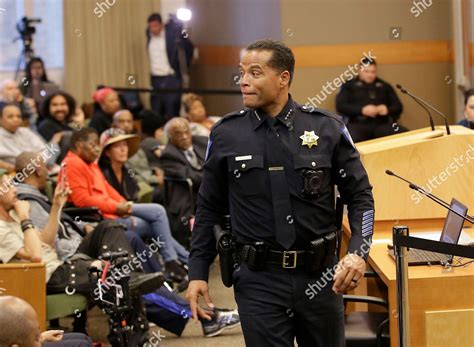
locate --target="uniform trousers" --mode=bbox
[233,262,345,347]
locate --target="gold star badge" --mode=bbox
[300,131,319,149]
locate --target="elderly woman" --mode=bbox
[182,93,219,137]
[89,87,122,135]
[98,128,188,282]
[0,103,61,172]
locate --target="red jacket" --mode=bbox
[59,151,125,219]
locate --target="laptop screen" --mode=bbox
[440,198,468,244]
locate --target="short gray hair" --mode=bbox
[164,117,189,137]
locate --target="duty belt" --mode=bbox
[235,231,338,272]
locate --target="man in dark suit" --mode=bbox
[147,13,194,120]
[160,117,207,248]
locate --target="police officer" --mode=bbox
[336,58,406,142]
[186,39,374,346]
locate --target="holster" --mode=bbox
[213,224,235,288]
[305,231,339,273]
[238,242,267,271]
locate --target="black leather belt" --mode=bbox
[266,250,307,268]
[236,244,308,269]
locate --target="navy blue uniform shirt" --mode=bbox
[189,96,374,281]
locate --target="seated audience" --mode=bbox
[336,58,407,142]
[0,174,162,295]
[182,93,219,137]
[14,151,239,336]
[14,151,162,274]
[38,92,76,163]
[459,89,474,129]
[68,107,87,130]
[0,103,61,171]
[88,87,122,135]
[0,173,164,340]
[140,109,167,168]
[38,91,75,141]
[1,78,39,127]
[159,118,207,248]
[112,110,165,203]
[0,296,93,347]
[61,128,188,282]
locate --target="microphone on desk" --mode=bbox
[396,84,450,135]
[396,84,435,131]
[385,169,474,223]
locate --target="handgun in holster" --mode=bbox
[213,215,235,287]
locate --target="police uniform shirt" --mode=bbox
[189,95,374,281]
[335,77,403,122]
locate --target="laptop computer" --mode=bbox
[389,198,468,265]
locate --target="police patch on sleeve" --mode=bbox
[205,138,213,161]
[340,125,356,149]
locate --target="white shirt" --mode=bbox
[148,31,175,76]
[0,127,59,166]
[0,211,63,282]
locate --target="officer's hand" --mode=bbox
[377,104,389,116]
[186,280,215,322]
[361,105,378,118]
[332,253,365,294]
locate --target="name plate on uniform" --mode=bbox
[235,155,252,161]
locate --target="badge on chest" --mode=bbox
[299,131,319,149]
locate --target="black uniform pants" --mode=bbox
[347,116,407,143]
[150,75,182,121]
[233,262,345,347]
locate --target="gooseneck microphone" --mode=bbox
[396,84,435,131]
[385,169,473,223]
[396,84,450,135]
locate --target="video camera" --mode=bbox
[16,16,41,47]
[89,251,147,347]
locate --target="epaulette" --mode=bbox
[297,104,344,124]
[212,108,249,131]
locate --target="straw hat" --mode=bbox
[99,128,140,159]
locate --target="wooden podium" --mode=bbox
[355,125,474,221]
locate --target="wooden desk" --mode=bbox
[0,263,47,331]
[343,218,474,347]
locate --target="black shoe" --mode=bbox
[201,308,240,337]
[165,260,187,283]
[129,272,165,295]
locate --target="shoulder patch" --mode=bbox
[298,104,344,124]
[340,125,356,149]
[211,108,248,131]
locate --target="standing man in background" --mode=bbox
[147,13,194,120]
